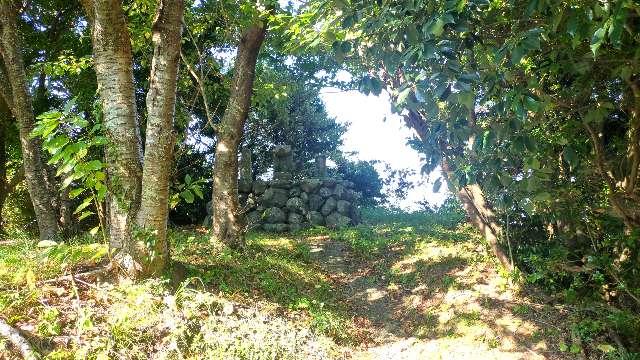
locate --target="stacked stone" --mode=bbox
[205,145,362,232]
[242,178,361,232]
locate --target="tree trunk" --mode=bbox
[0,103,7,236]
[83,0,144,276]
[0,1,61,240]
[211,22,266,248]
[403,110,514,271]
[136,0,184,276]
[440,160,513,271]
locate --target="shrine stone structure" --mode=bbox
[206,145,362,232]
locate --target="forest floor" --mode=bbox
[0,212,617,359]
[305,230,572,359]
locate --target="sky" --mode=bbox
[318,75,448,210]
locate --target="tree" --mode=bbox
[0,1,61,240]
[211,20,267,248]
[81,0,184,277]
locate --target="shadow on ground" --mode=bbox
[304,224,577,360]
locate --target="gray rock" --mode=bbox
[262,207,286,223]
[350,206,362,224]
[37,240,58,248]
[289,223,302,233]
[333,184,345,198]
[289,187,302,197]
[263,223,289,232]
[271,179,292,189]
[288,212,303,224]
[325,212,351,229]
[300,191,309,204]
[246,210,261,226]
[308,194,323,211]
[322,179,337,187]
[318,187,332,198]
[261,187,289,207]
[343,189,356,201]
[273,172,292,182]
[253,180,268,194]
[286,197,305,213]
[336,200,351,215]
[300,178,322,193]
[307,211,324,226]
[321,197,337,216]
[342,180,355,188]
[239,180,253,194]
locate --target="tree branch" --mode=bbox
[0,319,38,360]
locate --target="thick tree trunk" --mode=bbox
[0,2,61,240]
[211,23,266,248]
[83,0,144,276]
[136,0,184,276]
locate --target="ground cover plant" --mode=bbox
[1,0,640,358]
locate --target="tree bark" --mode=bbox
[403,109,514,271]
[0,318,38,360]
[83,0,144,276]
[0,103,7,236]
[211,22,266,248]
[0,1,61,240]
[136,0,184,276]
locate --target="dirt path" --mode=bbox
[307,235,574,360]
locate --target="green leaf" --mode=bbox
[69,188,85,199]
[370,78,383,95]
[524,96,540,112]
[181,190,195,204]
[191,185,204,199]
[89,226,100,237]
[590,26,607,56]
[86,160,103,171]
[430,18,445,37]
[498,172,512,187]
[185,174,192,185]
[406,24,420,44]
[457,91,474,111]
[511,46,525,64]
[559,341,568,352]
[77,211,94,221]
[396,87,412,106]
[569,344,581,353]
[563,147,579,168]
[44,135,70,153]
[533,192,551,202]
[432,178,442,193]
[74,197,93,214]
[596,344,615,353]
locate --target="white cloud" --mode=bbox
[319,87,449,210]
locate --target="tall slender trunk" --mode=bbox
[136,0,184,276]
[440,160,513,271]
[0,103,7,236]
[82,0,144,275]
[0,1,61,240]
[211,22,266,248]
[83,0,185,277]
[403,110,513,271]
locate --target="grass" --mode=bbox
[0,206,638,359]
[170,228,356,343]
